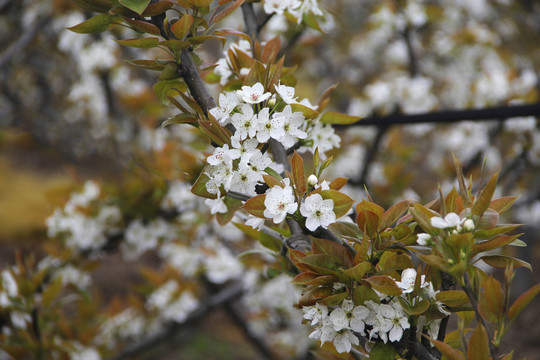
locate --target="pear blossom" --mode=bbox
[246,150,272,175]
[273,105,307,148]
[231,137,259,163]
[328,299,369,335]
[256,107,285,143]
[307,174,318,186]
[231,104,258,140]
[263,0,288,15]
[275,82,297,104]
[246,215,265,230]
[205,197,228,214]
[300,193,336,231]
[209,91,240,125]
[264,182,298,224]
[417,233,431,246]
[230,162,260,196]
[207,144,241,167]
[242,83,271,104]
[303,303,328,326]
[396,268,427,294]
[431,212,463,229]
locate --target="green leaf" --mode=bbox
[472,173,498,216]
[489,196,518,214]
[318,292,348,307]
[319,190,354,218]
[161,113,199,127]
[153,79,187,104]
[302,11,323,33]
[379,200,410,231]
[216,196,242,225]
[212,0,246,23]
[141,1,174,16]
[364,275,402,296]
[67,13,113,34]
[241,194,266,218]
[116,37,160,48]
[320,111,361,125]
[473,224,521,239]
[436,290,469,307]
[300,254,345,274]
[409,203,439,235]
[467,323,490,360]
[398,297,430,315]
[214,28,251,42]
[290,103,320,119]
[480,255,532,271]
[342,262,372,281]
[258,232,282,253]
[42,276,63,308]
[353,284,380,305]
[119,0,151,14]
[312,237,353,266]
[122,17,161,35]
[298,287,332,307]
[171,14,194,40]
[427,337,466,360]
[71,0,114,13]
[369,341,398,360]
[472,234,522,256]
[508,282,540,321]
[478,276,503,323]
[190,171,217,199]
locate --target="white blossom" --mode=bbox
[231,104,258,140]
[431,212,463,229]
[417,233,431,246]
[242,83,271,104]
[300,193,336,231]
[264,182,298,224]
[256,107,285,143]
[205,197,228,214]
[207,144,241,167]
[275,82,297,104]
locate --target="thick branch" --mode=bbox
[339,102,540,127]
[180,49,216,114]
[241,2,259,39]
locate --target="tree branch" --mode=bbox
[338,102,540,127]
[0,16,51,68]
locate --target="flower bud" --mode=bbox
[417,233,431,246]
[307,174,318,186]
[463,219,475,232]
[268,98,276,107]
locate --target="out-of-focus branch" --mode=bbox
[106,282,244,360]
[338,102,540,128]
[0,16,51,68]
[241,2,259,39]
[349,125,389,187]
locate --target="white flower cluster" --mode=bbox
[262,0,323,23]
[303,268,448,353]
[205,79,340,213]
[46,181,122,253]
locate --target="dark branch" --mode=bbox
[0,16,51,68]
[338,102,540,127]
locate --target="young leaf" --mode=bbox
[472,234,522,256]
[472,172,499,216]
[320,111,361,125]
[67,13,113,34]
[119,0,151,15]
[478,276,503,323]
[291,151,307,197]
[318,292,349,307]
[379,200,410,231]
[141,1,174,16]
[213,0,246,23]
[171,14,194,40]
[427,337,466,360]
[216,196,242,225]
[480,255,532,271]
[398,297,429,315]
[122,17,161,35]
[489,196,519,214]
[364,275,402,296]
[191,171,217,199]
[241,194,266,218]
[369,342,398,360]
[116,37,160,48]
[312,237,354,266]
[467,323,490,360]
[436,290,469,307]
[342,262,371,281]
[508,282,540,321]
[319,190,354,218]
